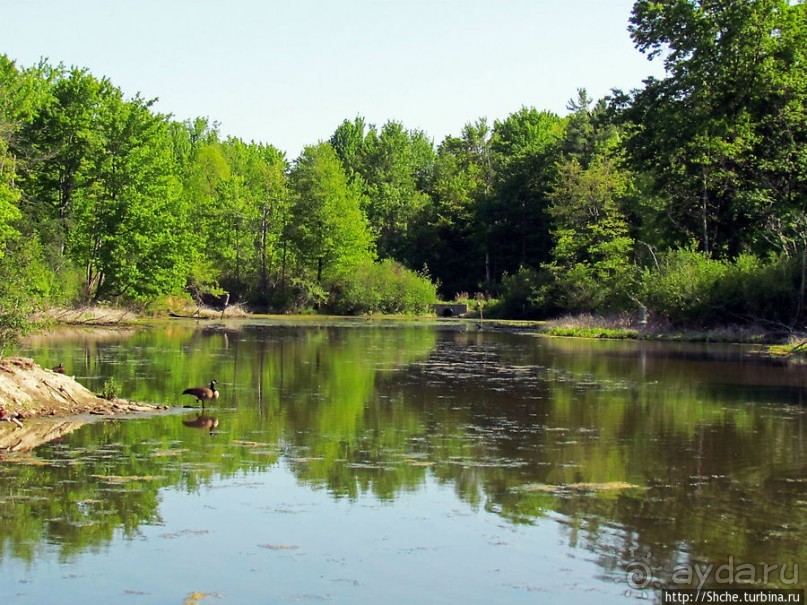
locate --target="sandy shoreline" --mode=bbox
[0,356,169,454]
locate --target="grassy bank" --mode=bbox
[534,313,807,361]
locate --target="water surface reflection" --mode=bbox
[0,320,804,603]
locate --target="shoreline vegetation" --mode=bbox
[1,2,804,352]
[27,304,807,359]
[536,315,807,362]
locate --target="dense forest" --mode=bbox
[0,0,804,332]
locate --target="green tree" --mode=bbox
[23,66,115,260]
[362,121,434,259]
[169,120,294,309]
[168,118,228,304]
[625,0,807,258]
[412,118,493,297]
[0,56,27,256]
[68,92,189,300]
[484,107,565,282]
[17,64,190,302]
[548,155,638,312]
[562,89,621,168]
[289,143,374,284]
[0,56,62,344]
[494,94,639,316]
[329,115,370,182]
[330,118,434,262]
[218,138,290,305]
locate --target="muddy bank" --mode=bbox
[0,356,165,453]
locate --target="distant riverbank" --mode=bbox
[28,305,807,362]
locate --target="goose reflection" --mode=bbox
[182,413,220,435]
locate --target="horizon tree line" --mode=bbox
[0,0,803,329]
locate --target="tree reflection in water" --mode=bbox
[3,320,805,594]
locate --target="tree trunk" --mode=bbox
[260,203,268,296]
[702,168,710,257]
[795,248,807,326]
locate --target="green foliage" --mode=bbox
[75,96,189,301]
[169,122,293,309]
[23,65,115,257]
[326,259,437,315]
[0,124,21,252]
[145,293,197,317]
[640,248,802,326]
[2,16,805,327]
[209,138,290,303]
[548,155,639,312]
[541,326,639,339]
[412,119,492,297]
[100,376,121,400]
[492,266,559,319]
[289,143,374,284]
[625,0,807,257]
[494,94,640,318]
[20,66,191,302]
[184,256,226,306]
[281,276,328,313]
[484,108,565,278]
[330,118,435,260]
[329,115,370,180]
[0,56,31,258]
[0,235,54,353]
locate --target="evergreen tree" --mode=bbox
[414,119,493,297]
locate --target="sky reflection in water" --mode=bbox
[1,320,805,603]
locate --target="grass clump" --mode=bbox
[542,326,639,339]
[541,313,640,340]
[767,335,807,360]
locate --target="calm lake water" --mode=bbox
[2,319,806,604]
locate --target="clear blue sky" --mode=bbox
[1,0,665,158]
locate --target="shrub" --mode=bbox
[100,377,121,400]
[146,294,198,316]
[550,258,639,314]
[492,266,559,319]
[720,254,800,323]
[0,235,55,354]
[327,260,437,315]
[640,248,801,326]
[283,277,328,313]
[494,257,640,320]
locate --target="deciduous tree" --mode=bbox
[289,143,374,284]
[625,0,806,258]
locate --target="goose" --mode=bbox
[182,380,219,407]
[52,363,65,374]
